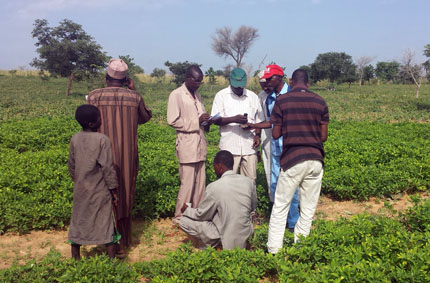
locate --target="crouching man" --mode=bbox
[179,150,257,250]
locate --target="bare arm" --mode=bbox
[213,115,247,126]
[246,121,271,130]
[321,124,328,142]
[272,125,282,139]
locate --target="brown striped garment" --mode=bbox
[87,87,151,223]
[270,87,329,171]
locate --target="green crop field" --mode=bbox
[0,74,429,281]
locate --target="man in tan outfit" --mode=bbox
[167,65,210,224]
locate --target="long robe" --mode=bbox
[87,87,151,247]
[68,131,118,245]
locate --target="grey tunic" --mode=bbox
[68,131,118,245]
[180,170,257,250]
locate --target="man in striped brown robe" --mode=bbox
[87,59,152,254]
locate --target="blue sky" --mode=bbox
[1,0,429,76]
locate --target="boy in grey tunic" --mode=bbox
[68,105,119,259]
[179,150,257,250]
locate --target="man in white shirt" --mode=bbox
[211,68,264,184]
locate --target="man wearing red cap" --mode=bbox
[255,65,300,232]
[87,59,152,255]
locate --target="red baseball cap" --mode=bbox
[261,64,284,79]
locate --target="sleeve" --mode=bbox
[137,96,152,124]
[250,183,257,212]
[254,96,265,123]
[182,187,218,221]
[210,92,224,117]
[167,90,200,132]
[270,100,283,126]
[97,137,118,190]
[68,140,75,181]
[320,102,329,125]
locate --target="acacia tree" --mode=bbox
[356,56,374,86]
[31,19,107,96]
[211,26,259,67]
[401,49,424,98]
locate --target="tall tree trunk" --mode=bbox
[415,82,421,98]
[66,73,74,96]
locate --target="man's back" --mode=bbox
[271,87,329,171]
[183,170,257,249]
[87,87,150,219]
[206,171,257,249]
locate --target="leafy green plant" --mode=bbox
[0,250,139,282]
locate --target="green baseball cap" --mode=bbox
[229,68,247,88]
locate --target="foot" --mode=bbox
[172,218,181,228]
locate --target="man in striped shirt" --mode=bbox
[266,69,329,253]
[87,59,152,255]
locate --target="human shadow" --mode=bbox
[416,103,430,111]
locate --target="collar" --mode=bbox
[221,170,235,178]
[290,87,309,93]
[229,86,248,98]
[279,82,289,95]
[182,83,199,99]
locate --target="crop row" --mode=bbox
[1,197,429,282]
[0,117,429,233]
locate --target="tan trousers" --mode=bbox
[174,161,206,221]
[233,154,257,185]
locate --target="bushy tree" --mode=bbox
[363,65,375,83]
[118,55,144,77]
[338,63,358,86]
[423,44,430,80]
[205,67,217,85]
[310,52,357,88]
[299,65,314,82]
[375,61,400,82]
[164,61,201,86]
[215,70,224,76]
[31,19,107,96]
[151,68,166,79]
[212,26,259,67]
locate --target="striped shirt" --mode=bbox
[270,87,329,171]
[87,87,151,219]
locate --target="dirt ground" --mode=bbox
[0,192,428,270]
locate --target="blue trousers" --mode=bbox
[271,154,299,229]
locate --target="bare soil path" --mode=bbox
[1,192,427,270]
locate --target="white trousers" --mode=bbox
[267,160,323,254]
